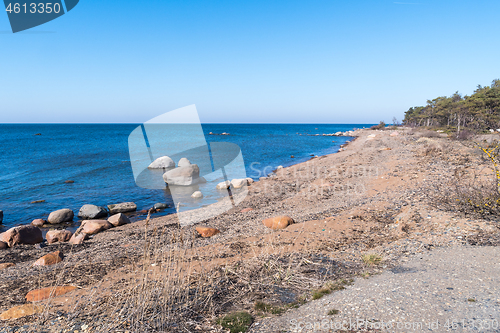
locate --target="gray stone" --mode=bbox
[148,156,175,169]
[107,213,130,227]
[107,202,137,215]
[153,203,169,210]
[178,158,191,167]
[47,209,74,224]
[78,204,108,219]
[163,164,204,186]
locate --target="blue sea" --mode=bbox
[0,124,368,230]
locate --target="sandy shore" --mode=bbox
[1,127,499,332]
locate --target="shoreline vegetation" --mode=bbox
[403,79,500,135]
[1,126,500,332]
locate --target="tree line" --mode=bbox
[403,79,500,132]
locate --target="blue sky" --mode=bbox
[1,0,499,123]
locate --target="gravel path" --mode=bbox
[250,245,500,332]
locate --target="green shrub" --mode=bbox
[217,312,254,333]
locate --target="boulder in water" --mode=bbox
[153,203,168,210]
[47,209,74,224]
[148,156,175,169]
[107,202,137,214]
[78,204,108,219]
[191,191,203,199]
[178,158,191,167]
[163,164,204,186]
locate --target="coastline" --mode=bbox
[2,127,499,331]
[0,124,358,230]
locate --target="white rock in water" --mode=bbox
[163,165,203,186]
[191,191,203,199]
[148,156,175,169]
[277,165,283,170]
[178,158,191,167]
[216,180,231,190]
[231,179,247,189]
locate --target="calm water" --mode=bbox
[0,124,368,230]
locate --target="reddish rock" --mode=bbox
[31,219,46,227]
[69,230,88,245]
[0,241,8,250]
[26,285,77,302]
[46,230,73,244]
[241,208,254,213]
[262,216,294,230]
[107,213,130,227]
[195,226,220,238]
[0,304,43,320]
[1,225,43,247]
[81,220,113,235]
[0,263,15,270]
[139,209,148,214]
[33,251,64,266]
